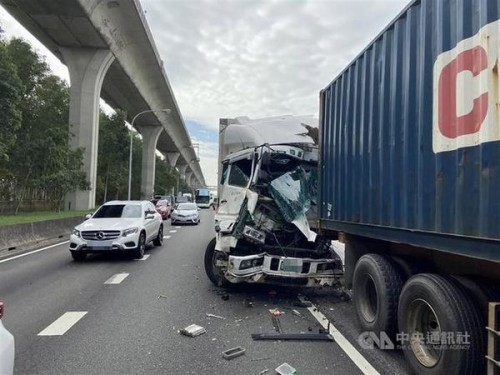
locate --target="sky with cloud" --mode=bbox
[0,0,409,186]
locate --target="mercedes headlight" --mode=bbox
[71,228,81,238]
[122,227,139,237]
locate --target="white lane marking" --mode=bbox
[169,230,177,233]
[163,235,171,239]
[38,311,87,336]
[104,273,129,284]
[134,254,150,261]
[175,226,181,229]
[0,241,69,264]
[298,296,380,375]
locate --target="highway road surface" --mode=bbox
[0,209,411,374]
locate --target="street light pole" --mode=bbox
[127,108,170,200]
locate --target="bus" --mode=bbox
[194,188,213,208]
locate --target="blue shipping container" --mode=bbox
[319,0,500,262]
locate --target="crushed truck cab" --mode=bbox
[204,116,342,287]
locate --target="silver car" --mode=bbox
[170,203,200,225]
[69,200,163,261]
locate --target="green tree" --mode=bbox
[154,157,177,197]
[0,34,22,177]
[4,38,88,211]
[96,110,130,203]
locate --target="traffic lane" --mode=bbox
[305,290,412,374]
[0,237,166,367]
[12,210,362,374]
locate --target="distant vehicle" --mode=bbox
[182,193,193,202]
[0,301,14,375]
[194,188,213,208]
[154,199,171,220]
[171,202,200,225]
[69,200,164,261]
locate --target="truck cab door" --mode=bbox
[217,155,254,217]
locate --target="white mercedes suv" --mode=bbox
[69,200,163,261]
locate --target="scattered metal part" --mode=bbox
[179,324,206,337]
[258,369,269,374]
[206,313,225,320]
[251,332,334,341]
[157,295,168,299]
[222,346,246,360]
[292,309,302,317]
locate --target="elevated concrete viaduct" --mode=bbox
[0,0,206,209]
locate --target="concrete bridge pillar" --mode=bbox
[62,48,115,210]
[136,125,163,199]
[185,171,193,187]
[177,164,188,180]
[166,152,180,168]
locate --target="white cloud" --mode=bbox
[1,0,409,187]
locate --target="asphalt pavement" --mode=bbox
[0,209,411,375]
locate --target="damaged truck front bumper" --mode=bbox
[225,253,339,287]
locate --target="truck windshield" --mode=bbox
[228,158,252,187]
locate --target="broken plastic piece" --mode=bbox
[269,308,285,316]
[206,313,225,320]
[179,324,206,337]
[275,362,297,375]
[251,332,334,341]
[222,346,246,360]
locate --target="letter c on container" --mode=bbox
[438,46,488,138]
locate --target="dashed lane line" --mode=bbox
[169,230,177,233]
[175,226,181,229]
[134,254,150,261]
[163,235,171,240]
[38,311,88,336]
[104,273,129,284]
[298,295,380,375]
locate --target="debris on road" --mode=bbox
[179,324,206,337]
[246,299,254,308]
[221,294,230,301]
[291,309,302,317]
[276,362,298,375]
[221,346,246,360]
[157,294,168,299]
[258,369,269,374]
[206,313,225,320]
[269,308,284,316]
[251,332,334,341]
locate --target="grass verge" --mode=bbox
[0,210,91,227]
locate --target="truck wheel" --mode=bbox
[71,251,86,262]
[132,232,146,259]
[153,226,163,247]
[352,254,403,336]
[204,237,229,287]
[398,274,484,375]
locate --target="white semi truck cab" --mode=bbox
[204,115,343,287]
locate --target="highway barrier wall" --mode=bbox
[0,217,84,257]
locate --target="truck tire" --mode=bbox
[204,237,229,287]
[352,254,403,336]
[398,274,484,375]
